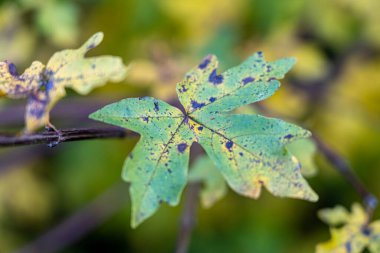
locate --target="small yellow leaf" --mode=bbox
[0,32,128,132]
[0,61,44,99]
[317,203,380,253]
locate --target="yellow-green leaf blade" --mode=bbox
[0,61,44,98]
[176,53,296,115]
[24,32,127,132]
[46,32,104,74]
[90,52,317,228]
[317,203,380,253]
[54,56,127,95]
[90,97,196,227]
[193,113,318,201]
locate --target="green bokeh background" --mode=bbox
[0,0,379,252]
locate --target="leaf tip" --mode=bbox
[129,199,159,229]
[301,184,319,202]
[130,218,140,229]
[82,32,104,51]
[304,129,312,138]
[88,109,102,122]
[198,54,217,70]
[130,210,155,228]
[114,58,130,81]
[254,51,264,58]
[309,191,319,202]
[282,57,297,73]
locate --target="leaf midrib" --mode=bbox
[188,115,308,199]
[187,115,261,161]
[137,117,188,211]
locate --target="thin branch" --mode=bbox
[0,97,182,128]
[175,182,201,253]
[312,135,378,221]
[12,182,129,253]
[0,97,119,128]
[0,127,137,148]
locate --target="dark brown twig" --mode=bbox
[313,135,378,221]
[0,127,137,147]
[175,182,202,253]
[12,182,129,253]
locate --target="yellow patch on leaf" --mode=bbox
[0,32,128,132]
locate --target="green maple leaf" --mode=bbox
[90,52,318,227]
[0,32,127,132]
[317,203,380,253]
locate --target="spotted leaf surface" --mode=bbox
[317,203,380,253]
[177,53,295,116]
[90,97,196,228]
[91,52,317,227]
[194,113,316,200]
[235,105,318,177]
[0,32,127,132]
[0,61,44,98]
[188,155,227,208]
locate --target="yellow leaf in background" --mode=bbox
[36,1,79,47]
[0,165,54,225]
[317,203,380,253]
[160,0,245,45]
[248,27,329,82]
[0,32,128,132]
[262,85,309,119]
[337,58,380,118]
[335,0,380,45]
[305,0,358,47]
[18,0,47,9]
[0,4,37,66]
[315,57,380,155]
[0,61,45,99]
[291,44,329,81]
[127,47,190,100]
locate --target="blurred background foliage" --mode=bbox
[0,0,379,252]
